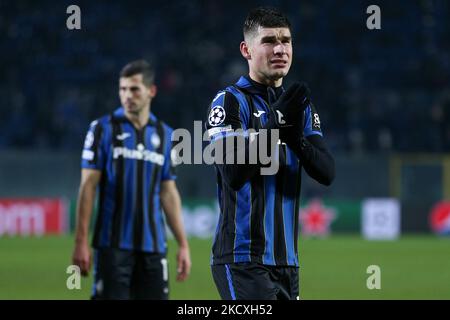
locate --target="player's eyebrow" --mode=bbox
[260,35,291,43]
[120,85,140,90]
[260,36,277,43]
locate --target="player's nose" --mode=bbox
[123,89,133,99]
[273,43,284,54]
[274,42,286,53]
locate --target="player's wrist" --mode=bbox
[75,236,89,246]
[178,240,190,250]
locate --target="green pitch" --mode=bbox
[0,235,449,299]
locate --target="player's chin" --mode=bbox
[124,105,138,113]
[269,69,288,80]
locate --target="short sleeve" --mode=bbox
[81,120,105,170]
[205,91,248,143]
[161,126,177,181]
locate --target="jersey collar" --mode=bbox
[113,107,157,126]
[235,75,284,102]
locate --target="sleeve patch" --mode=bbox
[82,150,95,161]
[207,125,233,138]
[208,105,226,126]
[312,113,321,130]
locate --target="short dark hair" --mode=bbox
[119,59,155,86]
[243,7,291,39]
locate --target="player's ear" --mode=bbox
[148,84,157,98]
[240,41,251,60]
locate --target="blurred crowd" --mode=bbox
[1,0,449,153]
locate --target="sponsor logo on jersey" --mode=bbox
[253,110,266,117]
[113,145,165,165]
[116,132,131,141]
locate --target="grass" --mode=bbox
[0,235,449,299]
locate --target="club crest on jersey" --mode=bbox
[208,106,226,127]
[151,132,161,148]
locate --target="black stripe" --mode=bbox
[228,189,238,260]
[133,128,145,250]
[110,116,125,247]
[147,121,165,252]
[90,122,103,166]
[212,172,225,259]
[90,121,104,247]
[273,146,287,265]
[220,181,237,261]
[232,85,256,117]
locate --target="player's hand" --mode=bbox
[176,245,191,282]
[72,241,92,277]
[270,82,310,128]
[278,83,312,145]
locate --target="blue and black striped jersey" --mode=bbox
[206,76,323,267]
[81,107,176,253]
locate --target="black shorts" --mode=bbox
[211,263,299,300]
[91,248,169,300]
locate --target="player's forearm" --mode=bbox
[74,184,96,244]
[219,139,260,191]
[161,190,189,248]
[289,135,335,186]
[219,117,280,190]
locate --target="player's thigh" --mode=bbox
[131,252,169,300]
[272,266,299,300]
[212,263,278,300]
[92,248,135,300]
[211,264,236,300]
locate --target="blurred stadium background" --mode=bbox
[1,0,450,299]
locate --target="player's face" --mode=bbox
[246,27,292,84]
[119,74,156,115]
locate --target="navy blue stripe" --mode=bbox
[133,128,145,250]
[283,149,296,265]
[263,175,276,265]
[273,146,287,265]
[155,124,167,253]
[143,127,155,251]
[233,184,251,263]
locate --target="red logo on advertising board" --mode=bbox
[0,199,67,236]
[299,199,336,237]
[429,201,450,235]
